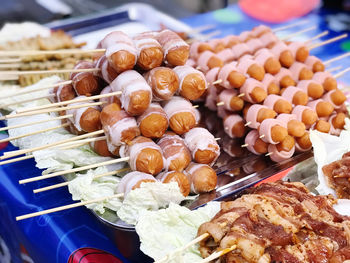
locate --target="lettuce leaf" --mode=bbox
[117,182,185,225]
[135,202,221,262]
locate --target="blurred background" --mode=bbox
[1,0,350,26]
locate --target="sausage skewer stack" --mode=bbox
[187,26,349,162]
[0,29,223,197]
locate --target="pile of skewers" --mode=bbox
[0,22,348,230]
[187,24,350,162]
[0,28,225,221]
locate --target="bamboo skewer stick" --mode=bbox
[19,157,130,184]
[324,52,350,65]
[308,34,348,50]
[1,129,104,159]
[199,245,237,263]
[16,193,124,221]
[155,233,210,263]
[272,20,310,32]
[0,80,72,99]
[0,63,22,69]
[0,94,55,108]
[33,167,130,193]
[306,30,329,43]
[334,67,350,79]
[0,101,104,121]
[17,91,121,113]
[187,24,216,34]
[0,68,100,81]
[327,66,342,73]
[0,58,21,63]
[0,49,106,57]
[0,123,69,143]
[280,26,317,41]
[0,114,72,132]
[0,136,106,166]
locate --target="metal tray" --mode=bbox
[42,4,313,261]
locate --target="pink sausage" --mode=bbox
[218,89,239,111]
[328,114,342,136]
[255,48,276,66]
[274,68,293,84]
[237,57,257,75]
[259,32,279,47]
[270,41,290,58]
[224,114,244,138]
[245,104,270,129]
[216,48,235,63]
[262,73,278,90]
[189,42,203,60]
[281,86,305,104]
[239,31,253,42]
[263,94,288,109]
[245,130,261,155]
[252,25,272,37]
[305,55,323,70]
[289,62,307,81]
[288,42,307,60]
[277,113,297,123]
[246,38,264,53]
[259,118,287,144]
[217,62,240,89]
[240,78,266,103]
[312,71,333,84]
[322,90,341,109]
[205,67,221,111]
[268,144,295,162]
[197,50,219,73]
[292,105,314,122]
[232,43,251,60]
[95,55,118,84]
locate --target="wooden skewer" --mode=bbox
[0,114,72,132]
[241,144,248,148]
[0,48,105,57]
[211,79,222,85]
[0,63,22,69]
[19,157,130,184]
[265,152,272,157]
[0,136,105,166]
[308,34,348,50]
[0,80,72,99]
[0,123,69,143]
[306,30,329,43]
[0,68,100,81]
[154,233,210,263]
[280,26,317,41]
[324,52,350,65]
[33,167,130,193]
[327,66,342,73]
[0,101,104,121]
[187,24,216,34]
[0,58,21,63]
[1,94,55,108]
[272,20,309,32]
[199,245,236,263]
[17,90,121,113]
[16,193,124,221]
[1,129,104,159]
[216,101,225,106]
[244,121,251,127]
[334,67,350,79]
[187,30,221,44]
[259,134,265,139]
